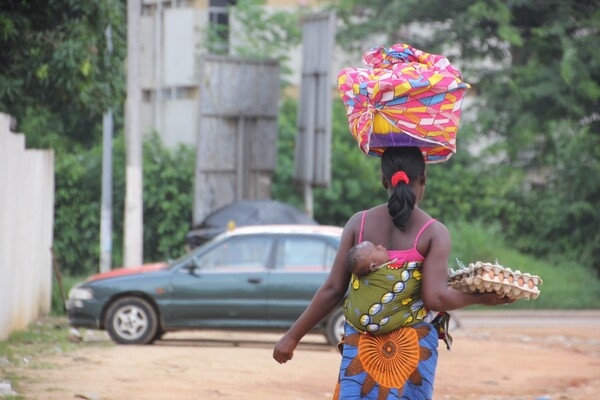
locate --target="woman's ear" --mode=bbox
[421,173,426,186]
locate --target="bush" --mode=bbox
[52,133,195,276]
[448,220,600,309]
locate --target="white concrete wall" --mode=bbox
[0,113,55,340]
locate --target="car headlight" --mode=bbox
[68,287,93,300]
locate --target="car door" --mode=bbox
[266,234,338,328]
[167,234,274,328]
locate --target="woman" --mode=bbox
[272,146,513,399]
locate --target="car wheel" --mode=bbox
[105,297,158,345]
[324,307,345,346]
[152,328,166,342]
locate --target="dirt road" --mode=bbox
[7,310,600,400]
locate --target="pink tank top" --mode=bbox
[358,210,436,264]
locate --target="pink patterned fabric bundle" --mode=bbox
[337,44,471,163]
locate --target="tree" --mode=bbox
[202,0,303,81]
[273,97,386,227]
[334,0,600,160]
[0,0,126,149]
[52,133,195,275]
[333,0,600,273]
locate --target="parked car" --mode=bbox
[67,224,345,346]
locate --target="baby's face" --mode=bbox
[355,241,389,275]
[363,242,389,266]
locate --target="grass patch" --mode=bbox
[448,220,600,309]
[0,317,93,399]
[0,317,76,366]
[0,316,112,399]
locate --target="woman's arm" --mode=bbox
[421,222,514,311]
[272,215,358,364]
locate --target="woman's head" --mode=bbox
[381,147,426,231]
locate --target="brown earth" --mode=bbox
[5,310,600,400]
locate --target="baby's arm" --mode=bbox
[370,257,398,271]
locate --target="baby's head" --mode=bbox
[346,240,389,277]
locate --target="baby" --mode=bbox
[346,240,397,277]
[345,240,453,348]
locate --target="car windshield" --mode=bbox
[165,240,217,269]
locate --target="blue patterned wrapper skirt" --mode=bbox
[333,322,439,400]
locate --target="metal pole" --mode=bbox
[99,25,114,273]
[124,0,143,267]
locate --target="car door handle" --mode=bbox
[247,277,262,284]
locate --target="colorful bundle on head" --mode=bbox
[337,43,471,163]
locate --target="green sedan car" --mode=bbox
[67,224,345,345]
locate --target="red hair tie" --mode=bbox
[391,171,409,187]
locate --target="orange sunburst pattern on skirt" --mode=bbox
[358,327,420,388]
[336,324,436,399]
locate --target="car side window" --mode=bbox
[276,236,336,271]
[194,235,272,271]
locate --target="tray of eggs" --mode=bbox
[448,261,543,300]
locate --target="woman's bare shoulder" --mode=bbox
[425,219,451,246]
[341,205,388,241]
[346,204,387,223]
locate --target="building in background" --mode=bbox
[138,0,336,226]
[138,0,331,148]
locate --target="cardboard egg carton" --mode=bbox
[448,261,543,300]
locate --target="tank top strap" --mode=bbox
[413,219,437,247]
[358,210,368,243]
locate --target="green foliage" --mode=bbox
[333,0,600,275]
[271,97,306,208]
[0,0,126,147]
[335,0,600,160]
[311,99,383,225]
[201,0,303,81]
[229,0,302,59]
[503,122,600,268]
[51,275,86,316]
[6,0,600,294]
[272,97,382,226]
[53,141,107,275]
[448,221,600,309]
[142,133,196,261]
[52,133,195,276]
[449,220,505,264]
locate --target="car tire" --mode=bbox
[324,307,345,346]
[152,328,166,342]
[105,297,158,345]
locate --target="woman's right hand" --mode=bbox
[477,292,516,306]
